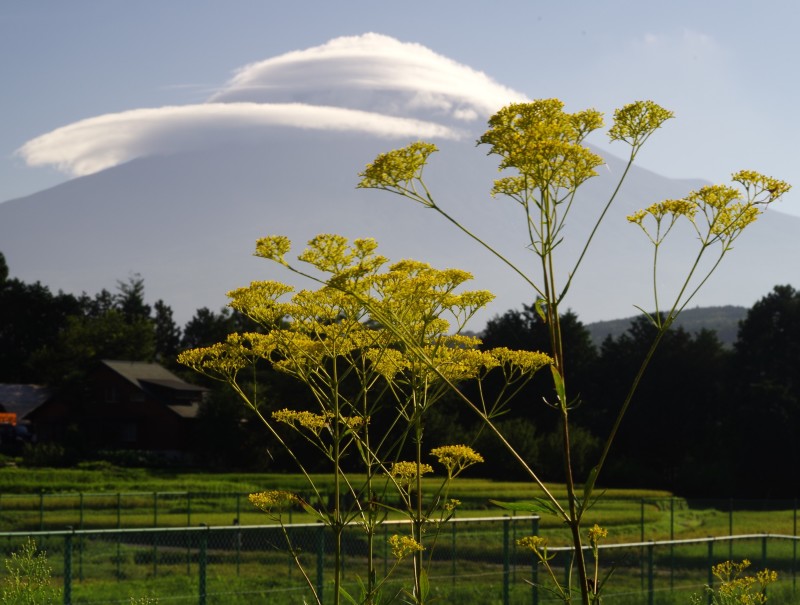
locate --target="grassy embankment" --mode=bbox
[0,467,795,543]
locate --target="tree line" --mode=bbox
[1,252,797,498]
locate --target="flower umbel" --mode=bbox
[389,461,433,487]
[358,142,438,194]
[430,445,484,478]
[388,534,424,560]
[588,524,608,548]
[248,490,298,514]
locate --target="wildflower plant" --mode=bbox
[179,235,550,604]
[691,560,778,605]
[179,97,788,605]
[0,538,60,605]
[358,98,789,604]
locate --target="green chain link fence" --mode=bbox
[0,515,542,605]
[2,522,799,604]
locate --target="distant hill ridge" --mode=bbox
[585,305,747,348]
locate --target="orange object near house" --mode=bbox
[0,413,17,426]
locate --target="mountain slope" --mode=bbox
[1,131,798,330]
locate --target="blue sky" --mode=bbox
[2,0,799,215]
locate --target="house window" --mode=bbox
[105,387,119,402]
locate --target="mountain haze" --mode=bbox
[2,34,798,330]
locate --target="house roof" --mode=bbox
[100,360,207,419]
[0,384,52,419]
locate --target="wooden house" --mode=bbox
[27,360,206,455]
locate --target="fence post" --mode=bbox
[669,498,675,591]
[198,525,208,605]
[451,517,456,597]
[153,528,158,579]
[187,492,192,526]
[729,499,734,561]
[116,493,122,581]
[153,492,158,527]
[647,542,654,605]
[64,529,73,605]
[531,517,539,605]
[316,523,325,603]
[640,499,646,591]
[39,491,44,531]
[503,516,510,605]
[761,535,767,570]
[707,539,714,605]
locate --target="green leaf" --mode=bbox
[534,298,548,323]
[299,500,326,522]
[490,498,560,517]
[550,365,566,408]
[582,466,599,510]
[419,568,430,601]
[338,585,358,605]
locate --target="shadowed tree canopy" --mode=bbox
[727,285,800,497]
[0,252,82,383]
[468,305,600,480]
[590,315,730,494]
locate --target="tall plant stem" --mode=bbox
[332,367,342,605]
[413,401,424,603]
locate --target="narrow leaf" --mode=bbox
[534,298,548,323]
[550,365,566,408]
[338,586,358,605]
[490,498,560,517]
[419,568,430,600]
[582,466,599,510]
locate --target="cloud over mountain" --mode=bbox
[17,33,527,178]
[3,33,798,330]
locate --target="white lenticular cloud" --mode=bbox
[17,33,528,177]
[19,103,462,176]
[211,33,527,120]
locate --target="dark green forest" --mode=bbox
[2,251,798,499]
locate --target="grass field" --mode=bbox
[0,467,796,544]
[1,467,798,604]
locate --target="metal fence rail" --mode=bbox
[2,522,799,604]
[0,516,540,605]
[2,492,799,538]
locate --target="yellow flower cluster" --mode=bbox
[430,445,484,478]
[298,234,387,279]
[387,534,424,560]
[608,100,674,148]
[248,490,298,513]
[709,560,777,605]
[272,409,332,435]
[587,524,608,547]
[254,235,292,264]
[517,535,547,552]
[479,100,605,196]
[177,333,275,382]
[389,461,433,486]
[626,199,697,226]
[272,409,365,435]
[733,170,791,202]
[629,171,790,249]
[443,498,461,512]
[357,142,438,193]
[489,347,554,378]
[227,281,294,326]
